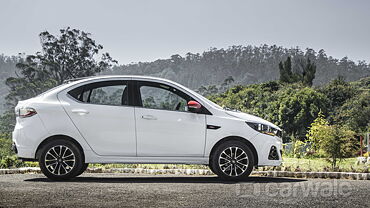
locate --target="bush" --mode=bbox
[307,116,357,168]
[0,155,23,168]
[292,140,306,158]
[283,136,314,159]
[0,135,23,168]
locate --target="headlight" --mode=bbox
[246,122,282,137]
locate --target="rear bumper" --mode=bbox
[12,115,47,159]
[12,142,35,159]
[12,140,38,161]
[11,142,17,154]
[12,143,37,162]
[18,157,38,162]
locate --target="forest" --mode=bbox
[0,28,369,168]
[2,44,370,114]
[103,45,370,89]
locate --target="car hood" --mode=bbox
[224,110,281,131]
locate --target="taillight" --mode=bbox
[17,107,37,118]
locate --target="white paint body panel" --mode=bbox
[59,95,137,156]
[135,107,206,156]
[12,75,282,166]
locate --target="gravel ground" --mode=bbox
[0,173,369,207]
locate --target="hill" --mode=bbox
[1,44,370,113]
[103,45,370,90]
[0,55,18,114]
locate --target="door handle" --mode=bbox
[71,109,89,115]
[141,115,157,120]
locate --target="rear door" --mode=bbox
[59,79,136,156]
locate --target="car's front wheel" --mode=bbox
[211,140,254,180]
[39,139,83,180]
[73,163,89,177]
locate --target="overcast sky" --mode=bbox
[0,0,369,64]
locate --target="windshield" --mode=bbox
[187,88,240,111]
[186,88,224,110]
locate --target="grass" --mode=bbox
[21,161,208,170]
[20,157,369,173]
[258,157,370,173]
[87,163,209,170]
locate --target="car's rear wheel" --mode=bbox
[211,140,254,180]
[39,139,83,181]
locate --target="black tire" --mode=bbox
[73,163,89,177]
[38,139,83,181]
[211,140,254,180]
[208,162,216,174]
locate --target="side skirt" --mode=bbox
[85,155,209,165]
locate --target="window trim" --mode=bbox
[66,80,132,107]
[133,80,212,115]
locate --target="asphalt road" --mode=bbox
[0,173,369,207]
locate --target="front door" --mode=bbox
[134,81,206,157]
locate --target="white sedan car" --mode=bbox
[12,76,282,180]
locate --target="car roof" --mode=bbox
[38,75,220,115]
[43,75,189,99]
[64,75,179,86]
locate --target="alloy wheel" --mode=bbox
[44,145,76,176]
[218,146,249,177]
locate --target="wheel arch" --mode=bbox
[35,135,85,161]
[209,136,259,166]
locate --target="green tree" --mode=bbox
[103,45,370,89]
[335,91,370,133]
[308,122,356,169]
[300,58,316,86]
[0,27,116,134]
[320,76,355,108]
[210,82,327,139]
[279,56,317,86]
[197,76,234,96]
[277,86,328,139]
[279,56,294,83]
[197,85,219,97]
[6,27,116,106]
[292,139,307,158]
[306,111,329,152]
[219,76,235,92]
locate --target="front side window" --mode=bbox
[68,81,129,106]
[139,83,189,112]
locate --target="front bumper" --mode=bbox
[253,133,283,166]
[268,146,280,160]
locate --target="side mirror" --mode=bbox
[187,100,201,112]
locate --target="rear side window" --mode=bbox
[67,80,129,106]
